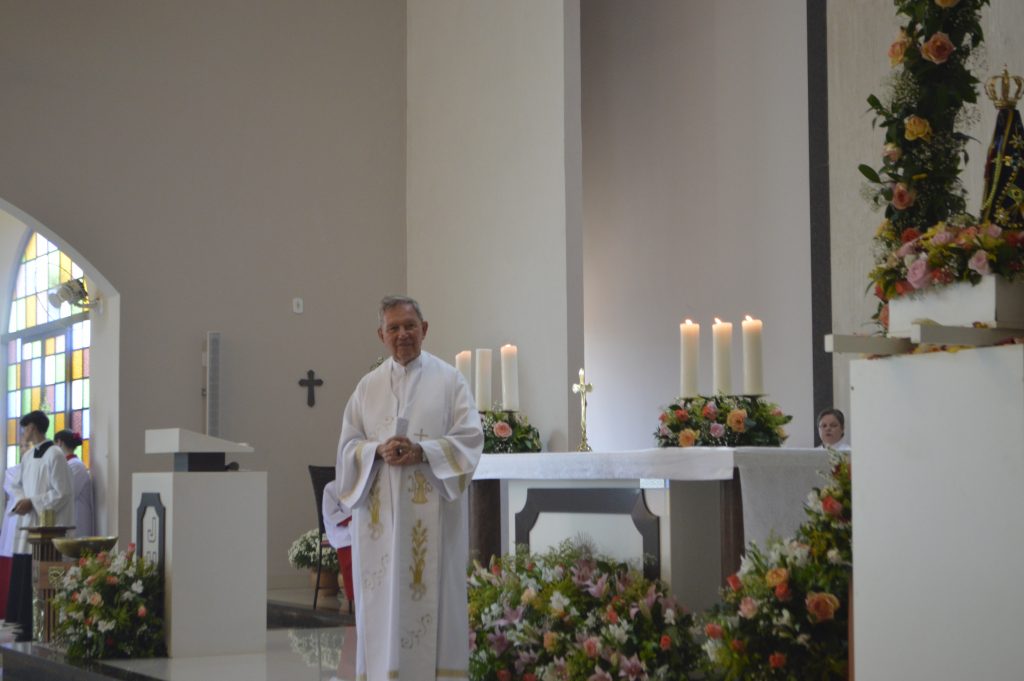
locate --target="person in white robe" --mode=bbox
[337,296,483,681]
[816,408,852,452]
[6,411,73,640]
[55,430,94,538]
[0,465,21,616]
[322,479,354,608]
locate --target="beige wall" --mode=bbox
[581,0,815,448]
[827,0,1024,432]
[406,1,583,450]
[0,1,407,587]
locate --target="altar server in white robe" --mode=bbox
[6,410,73,640]
[322,479,355,607]
[55,429,94,538]
[337,295,483,681]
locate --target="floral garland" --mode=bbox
[288,528,340,572]
[482,410,542,454]
[859,0,1005,327]
[654,395,791,448]
[467,540,701,681]
[53,544,166,660]
[700,452,851,679]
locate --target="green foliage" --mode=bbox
[655,395,792,448]
[468,540,701,681]
[53,548,166,660]
[481,410,542,454]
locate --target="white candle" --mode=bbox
[679,319,700,398]
[742,315,764,395]
[500,344,519,411]
[455,350,473,389]
[475,348,492,411]
[712,318,732,395]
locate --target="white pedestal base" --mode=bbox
[851,345,1024,679]
[888,276,1024,337]
[132,472,267,657]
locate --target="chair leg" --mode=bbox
[313,548,322,610]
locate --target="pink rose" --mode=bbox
[582,636,601,658]
[89,592,102,606]
[930,229,953,246]
[891,183,916,210]
[968,250,991,275]
[739,596,759,619]
[906,258,932,289]
[821,495,844,518]
[492,421,513,439]
[137,605,147,618]
[921,32,955,65]
[895,240,919,258]
[888,32,911,67]
[882,143,902,162]
[709,422,725,439]
[986,223,1003,238]
[705,622,724,639]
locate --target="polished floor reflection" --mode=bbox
[105,626,356,681]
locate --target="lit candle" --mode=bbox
[712,318,732,395]
[455,350,472,389]
[679,319,700,398]
[742,315,764,395]
[500,344,519,411]
[475,348,492,411]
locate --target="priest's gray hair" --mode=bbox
[378,295,424,326]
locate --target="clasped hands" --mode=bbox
[12,498,33,515]
[376,436,424,466]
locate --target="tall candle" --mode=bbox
[712,318,732,395]
[455,350,473,389]
[742,315,764,395]
[500,344,519,411]
[679,320,700,398]
[475,348,492,411]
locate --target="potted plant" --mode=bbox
[288,528,340,592]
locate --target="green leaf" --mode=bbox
[858,164,882,184]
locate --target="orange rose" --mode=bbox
[730,639,746,653]
[659,634,671,650]
[888,31,912,67]
[769,652,787,669]
[774,581,792,601]
[921,32,955,65]
[677,428,698,447]
[543,631,559,652]
[726,574,743,592]
[934,0,960,7]
[764,567,789,588]
[705,622,724,639]
[806,592,841,623]
[726,409,747,433]
[904,115,932,142]
[497,670,512,681]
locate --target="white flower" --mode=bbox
[827,548,843,564]
[772,608,793,629]
[805,491,823,514]
[786,541,810,567]
[131,580,144,594]
[664,608,676,625]
[702,638,723,660]
[606,622,628,644]
[548,590,569,615]
[97,619,115,633]
[738,553,756,576]
[796,633,811,647]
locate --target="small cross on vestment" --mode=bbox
[414,428,429,441]
[298,370,324,407]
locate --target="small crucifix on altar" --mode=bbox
[298,370,323,407]
[571,368,593,452]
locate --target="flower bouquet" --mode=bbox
[700,452,851,680]
[52,544,166,660]
[481,410,542,454]
[468,540,701,681]
[654,396,791,448]
[288,528,339,571]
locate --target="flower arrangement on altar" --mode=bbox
[699,452,851,680]
[53,544,166,660]
[467,540,701,681]
[856,0,1023,328]
[288,528,339,572]
[654,396,791,448]
[481,409,542,454]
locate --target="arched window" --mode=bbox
[5,233,91,467]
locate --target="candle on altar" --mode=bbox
[712,318,732,395]
[742,315,764,395]
[455,350,472,390]
[500,344,519,411]
[475,349,492,411]
[679,319,699,398]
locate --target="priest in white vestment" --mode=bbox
[337,296,483,681]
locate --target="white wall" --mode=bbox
[0,1,407,587]
[406,1,583,450]
[581,0,815,449]
[828,0,1024,427]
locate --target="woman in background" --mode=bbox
[817,408,850,451]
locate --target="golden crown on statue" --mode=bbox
[985,67,1024,109]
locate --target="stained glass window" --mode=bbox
[5,233,91,467]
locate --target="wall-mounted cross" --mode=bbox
[299,370,324,407]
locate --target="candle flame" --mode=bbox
[745,315,753,322]
[714,317,722,324]
[684,318,693,325]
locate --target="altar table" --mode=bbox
[471,447,830,612]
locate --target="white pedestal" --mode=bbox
[887,276,1024,337]
[851,345,1024,679]
[132,472,267,657]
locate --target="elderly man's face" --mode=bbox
[378,304,428,366]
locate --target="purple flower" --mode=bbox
[586,574,609,599]
[588,667,614,681]
[572,560,596,586]
[488,631,510,656]
[930,229,954,246]
[969,249,991,275]
[986,223,1003,238]
[514,649,538,674]
[501,606,523,625]
[709,422,725,439]
[906,258,931,289]
[618,654,646,681]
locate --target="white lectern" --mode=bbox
[132,428,266,657]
